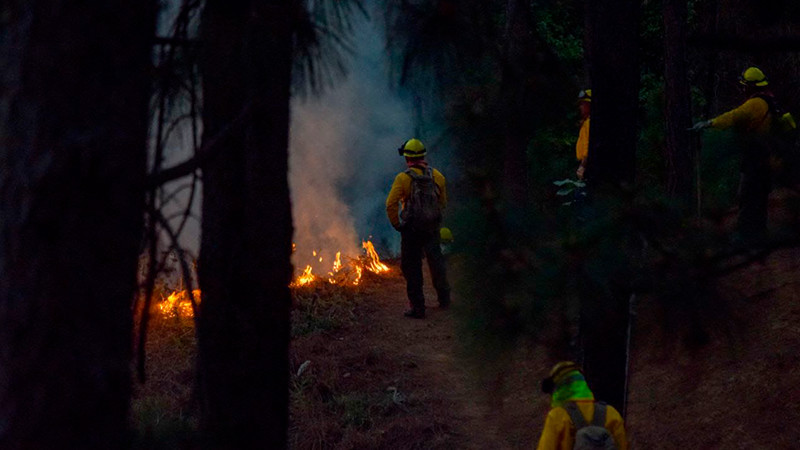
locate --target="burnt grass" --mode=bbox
[132,248,800,449]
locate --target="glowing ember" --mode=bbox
[158,289,200,318]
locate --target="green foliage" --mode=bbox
[333,393,375,429]
[553,178,586,198]
[697,130,740,215]
[637,72,667,190]
[533,2,584,66]
[293,0,368,97]
[291,286,361,337]
[131,397,198,449]
[528,125,580,204]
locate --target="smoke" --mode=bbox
[289,12,415,273]
[153,2,423,277]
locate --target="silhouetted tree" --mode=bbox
[196,0,294,447]
[0,1,156,447]
[664,0,694,207]
[581,0,640,415]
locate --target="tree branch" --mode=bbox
[145,101,253,188]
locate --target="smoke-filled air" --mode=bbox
[289,13,414,274]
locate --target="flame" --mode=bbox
[332,251,342,272]
[291,265,316,287]
[352,265,363,286]
[290,240,388,287]
[362,240,389,273]
[153,241,386,316]
[158,289,200,318]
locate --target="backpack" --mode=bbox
[400,167,442,233]
[754,93,799,186]
[563,402,617,450]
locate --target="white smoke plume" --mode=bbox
[289,12,414,274]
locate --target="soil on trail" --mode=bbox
[289,265,548,449]
[291,242,800,449]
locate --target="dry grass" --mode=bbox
[130,305,198,448]
[129,279,370,448]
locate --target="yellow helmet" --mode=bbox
[398,138,427,157]
[578,89,592,102]
[440,227,453,243]
[549,361,582,384]
[739,66,768,87]
[541,361,582,394]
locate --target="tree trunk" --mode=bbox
[0,1,155,447]
[664,0,694,207]
[197,0,293,448]
[582,0,640,415]
[584,2,639,187]
[501,0,534,205]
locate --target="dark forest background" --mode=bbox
[1,0,799,448]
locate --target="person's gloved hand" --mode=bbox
[689,120,712,132]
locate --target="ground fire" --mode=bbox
[157,289,200,319]
[290,240,390,287]
[153,240,390,318]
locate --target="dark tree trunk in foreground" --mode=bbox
[197,0,294,447]
[501,0,535,205]
[582,0,640,415]
[0,1,155,448]
[664,0,694,207]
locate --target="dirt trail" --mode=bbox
[332,267,547,449]
[293,243,800,449]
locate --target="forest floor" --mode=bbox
[133,195,800,449]
[288,245,800,448]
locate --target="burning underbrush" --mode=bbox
[291,240,390,288]
[290,241,392,337]
[142,240,390,321]
[131,241,394,444]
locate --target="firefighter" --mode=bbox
[386,138,451,319]
[575,89,591,180]
[536,361,628,450]
[691,66,778,242]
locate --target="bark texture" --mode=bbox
[197,0,294,447]
[0,1,155,447]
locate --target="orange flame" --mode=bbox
[158,289,200,318]
[291,265,316,287]
[290,240,388,287]
[362,240,389,273]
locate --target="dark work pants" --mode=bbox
[400,229,450,312]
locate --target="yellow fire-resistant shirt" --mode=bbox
[536,400,628,450]
[710,97,772,134]
[576,117,590,162]
[385,166,447,229]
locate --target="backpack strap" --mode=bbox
[591,402,607,427]
[404,168,419,179]
[753,92,778,114]
[563,402,588,429]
